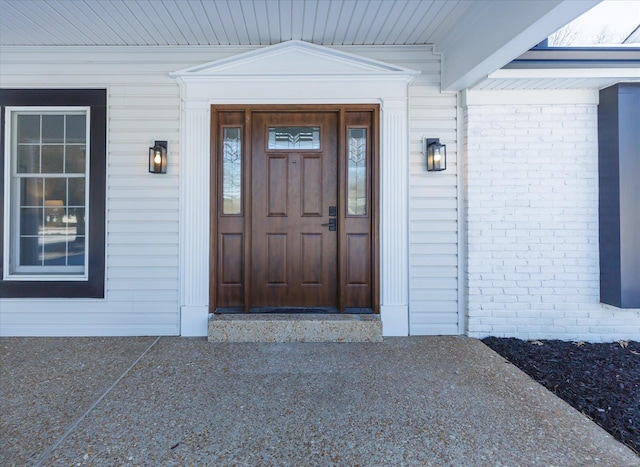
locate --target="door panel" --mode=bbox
[346,233,370,285]
[267,156,288,216]
[301,233,323,284]
[220,233,243,285]
[266,234,287,284]
[301,156,323,216]
[251,112,338,307]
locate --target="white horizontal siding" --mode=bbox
[0,299,178,336]
[407,54,460,335]
[1,44,460,337]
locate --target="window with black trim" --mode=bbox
[1,89,106,298]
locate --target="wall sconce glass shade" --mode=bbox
[425,138,446,171]
[149,140,167,174]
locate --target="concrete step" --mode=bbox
[208,313,383,342]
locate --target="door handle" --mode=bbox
[321,218,337,231]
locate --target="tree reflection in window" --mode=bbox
[222,127,242,214]
[348,128,367,215]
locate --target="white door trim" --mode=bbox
[172,41,419,336]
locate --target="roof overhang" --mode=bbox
[437,0,600,90]
[472,47,640,90]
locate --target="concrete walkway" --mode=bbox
[1,336,637,466]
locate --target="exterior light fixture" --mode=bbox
[424,138,446,172]
[149,140,167,174]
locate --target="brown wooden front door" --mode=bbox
[212,105,379,313]
[251,112,338,306]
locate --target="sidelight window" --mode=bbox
[347,128,367,215]
[222,127,242,215]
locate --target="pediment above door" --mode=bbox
[171,40,420,79]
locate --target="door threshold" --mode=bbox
[214,307,374,315]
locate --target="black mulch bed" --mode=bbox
[482,337,640,455]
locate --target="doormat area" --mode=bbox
[215,307,374,315]
[255,307,337,314]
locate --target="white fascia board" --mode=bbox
[462,89,599,106]
[489,68,640,80]
[440,0,600,91]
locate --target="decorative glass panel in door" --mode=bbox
[222,127,242,215]
[268,127,320,150]
[347,128,367,215]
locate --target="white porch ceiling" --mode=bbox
[0,0,599,90]
[0,0,472,47]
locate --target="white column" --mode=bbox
[380,98,410,336]
[179,97,210,336]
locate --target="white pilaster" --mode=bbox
[179,94,210,336]
[380,99,410,336]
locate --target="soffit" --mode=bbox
[0,0,472,47]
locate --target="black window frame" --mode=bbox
[0,89,106,298]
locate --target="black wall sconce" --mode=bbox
[424,138,446,171]
[149,140,167,174]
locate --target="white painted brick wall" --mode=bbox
[464,104,640,342]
